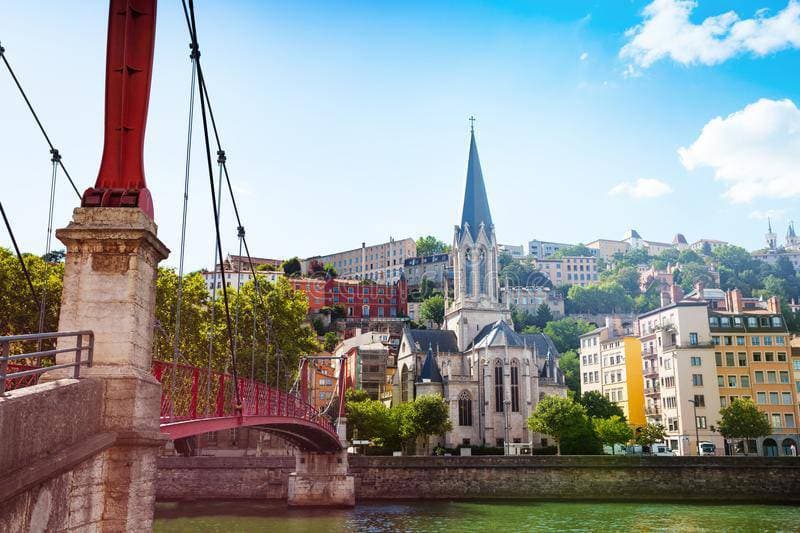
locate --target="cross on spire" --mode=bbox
[469,115,476,132]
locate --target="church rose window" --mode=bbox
[494,360,504,412]
[458,391,473,426]
[510,360,520,412]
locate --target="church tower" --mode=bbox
[445,121,509,351]
[787,222,799,250]
[766,218,777,250]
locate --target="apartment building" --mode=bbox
[309,359,338,411]
[579,317,645,427]
[304,237,416,283]
[528,239,575,260]
[498,243,525,259]
[502,286,565,318]
[586,239,630,261]
[534,256,598,287]
[403,253,451,288]
[707,290,798,456]
[289,277,408,319]
[638,301,724,456]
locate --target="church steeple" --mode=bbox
[460,124,493,241]
[766,218,777,250]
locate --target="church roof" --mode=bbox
[406,329,459,353]
[672,233,687,245]
[788,223,796,238]
[418,344,443,383]
[460,129,493,241]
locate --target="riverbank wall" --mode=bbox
[157,455,800,502]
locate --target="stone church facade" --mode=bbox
[394,126,567,449]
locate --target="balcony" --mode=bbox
[645,406,661,416]
[643,368,658,379]
[644,386,661,396]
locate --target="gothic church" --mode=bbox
[394,126,567,449]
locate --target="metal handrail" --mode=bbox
[0,330,94,394]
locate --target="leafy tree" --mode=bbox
[677,249,704,265]
[420,295,445,327]
[551,244,593,258]
[410,278,441,303]
[323,262,338,278]
[405,394,453,452]
[533,303,554,328]
[634,284,662,314]
[511,305,536,332]
[578,391,625,420]
[674,263,717,292]
[0,247,63,343]
[416,236,450,256]
[601,266,641,296]
[307,259,325,275]
[501,260,551,287]
[281,257,302,277]
[498,251,514,270]
[559,416,604,455]
[635,423,667,449]
[346,388,371,403]
[717,398,772,454]
[323,331,339,353]
[593,416,633,454]
[527,395,588,455]
[347,397,398,447]
[558,350,580,397]
[543,317,593,353]
[701,241,712,256]
[613,248,651,268]
[566,282,633,314]
[658,248,680,264]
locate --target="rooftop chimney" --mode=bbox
[694,281,705,300]
[729,288,744,313]
[767,296,781,314]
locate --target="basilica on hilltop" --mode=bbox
[394,125,567,450]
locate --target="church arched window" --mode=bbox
[510,359,520,412]
[494,359,504,412]
[458,391,473,426]
[401,364,411,403]
[464,248,473,296]
[478,248,487,294]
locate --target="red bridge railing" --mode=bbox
[151,360,336,435]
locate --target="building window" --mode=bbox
[757,392,767,404]
[778,352,787,362]
[767,371,777,384]
[494,361,504,412]
[772,414,782,429]
[770,392,779,404]
[401,365,411,403]
[738,353,747,366]
[692,374,703,386]
[689,333,698,346]
[458,391,473,426]
[715,353,722,366]
[725,352,734,366]
[752,351,762,362]
[786,414,796,428]
[696,416,707,429]
[782,392,793,405]
[754,371,764,383]
[727,375,737,388]
[510,361,520,412]
[740,375,750,388]
[693,394,705,407]
[479,248,487,295]
[736,336,745,346]
[690,356,702,366]
[464,248,473,297]
[780,371,790,384]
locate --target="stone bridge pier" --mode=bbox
[0,208,169,531]
[287,450,355,507]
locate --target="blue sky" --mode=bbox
[2,1,799,270]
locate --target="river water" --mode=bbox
[154,500,800,532]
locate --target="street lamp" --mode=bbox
[503,399,511,455]
[688,399,700,456]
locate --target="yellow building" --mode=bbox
[579,318,645,427]
[534,255,598,287]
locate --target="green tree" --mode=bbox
[558,350,580,397]
[543,317,593,353]
[551,244,593,258]
[281,257,302,277]
[511,305,536,332]
[677,249,704,265]
[323,331,339,353]
[420,295,445,327]
[323,262,338,278]
[635,423,667,449]
[527,395,588,455]
[533,303,554,328]
[559,416,604,455]
[406,394,453,452]
[578,391,625,420]
[347,397,398,447]
[498,251,514,270]
[701,242,713,256]
[415,236,450,256]
[593,416,633,454]
[717,398,772,454]
[674,263,717,292]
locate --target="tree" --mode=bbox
[578,391,625,420]
[566,283,633,314]
[405,394,452,452]
[717,398,772,454]
[674,263,717,292]
[323,263,338,278]
[323,331,339,353]
[593,416,633,454]
[543,317,593,353]
[498,251,514,270]
[551,244,593,258]
[533,303,554,329]
[416,236,450,256]
[281,257,302,277]
[346,397,398,447]
[511,305,536,332]
[635,423,667,450]
[677,249,704,265]
[307,259,325,275]
[558,350,580,397]
[527,395,588,455]
[559,416,604,455]
[420,295,445,327]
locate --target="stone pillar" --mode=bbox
[287,450,355,507]
[53,208,169,531]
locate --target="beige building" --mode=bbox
[534,256,598,287]
[690,239,728,253]
[501,286,565,318]
[579,318,645,427]
[638,301,724,456]
[305,237,416,283]
[586,239,631,260]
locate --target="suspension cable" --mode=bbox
[0,201,40,310]
[232,225,245,376]
[206,150,225,414]
[0,42,81,199]
[37,149,59,339]
[184,0,242,409]
[170,48,198,420]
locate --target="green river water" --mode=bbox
[154,501,800,532]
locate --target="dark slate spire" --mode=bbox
[418,343,443,383]
[460,124,493,241]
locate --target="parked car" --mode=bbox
[698,441,717,456]
[651,444,676,456]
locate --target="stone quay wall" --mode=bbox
[157,455,800,503]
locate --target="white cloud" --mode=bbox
[678,98,800,203]
[580,52,589,61]
[748,209,787,220]
[620,0,800,69]
[609,178,673,199]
